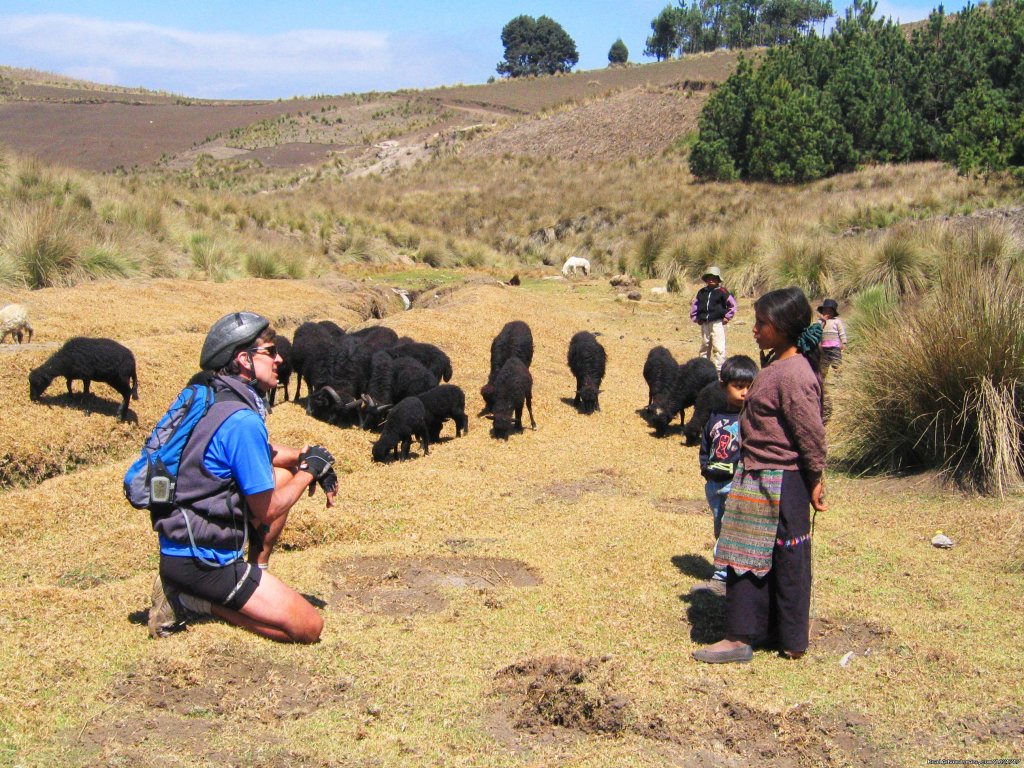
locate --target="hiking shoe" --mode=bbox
[689,579,727,598]
[148,574,185,639]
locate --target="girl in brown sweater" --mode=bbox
[693,287,829,664]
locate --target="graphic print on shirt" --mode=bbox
[714,419,741,459]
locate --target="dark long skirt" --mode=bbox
[725,469,813,653]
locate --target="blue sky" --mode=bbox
[0,0,963,100]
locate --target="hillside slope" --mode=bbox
[0,52,740,173]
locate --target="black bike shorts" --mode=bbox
[160,554,262,611]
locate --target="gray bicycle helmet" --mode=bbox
[200,311,269,370]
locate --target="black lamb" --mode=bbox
[417,384,468,441]
[567,331,606,415]
[481,320,533,413]
[682,380,728,446]
[649,356,718,437]
[28,337,139,421]
[386,341,453,382]
[371,396,430,462]
[489,356,536,439]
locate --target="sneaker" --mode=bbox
[689,579,727,597]
[148,574,185,639]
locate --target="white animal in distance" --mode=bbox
[562,256,591,276]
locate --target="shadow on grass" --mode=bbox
[672,555,726,643]
[35,392,137,423]
[680,591,727,644]
[671,553,714,580]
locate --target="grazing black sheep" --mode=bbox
[417,384,468,441]
[649,357,718,437]
[267,335,293,409]
[371,396,430,462]
[509,274,521,286]
[643,345,678,410]
[481,320,533,413]
[567,331,606,414]
[291,321,337,403]
[360,354,439,429]
[682,380,728,446]
[386,341,453,382]
[28,337,138,420]
[488,357,536,439]
[307,326,400,424]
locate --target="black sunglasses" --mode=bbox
[249,345,277,358]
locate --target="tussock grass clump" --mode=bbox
[857,227,935,297]
[836,259,1024,494]
[0,204,80,287]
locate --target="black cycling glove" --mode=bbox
[297,445,334,480]
[318,468,339,495]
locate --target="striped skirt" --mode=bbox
[714,467,784,577]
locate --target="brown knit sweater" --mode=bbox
[740,354,826,475]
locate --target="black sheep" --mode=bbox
[649,357,718,437]
[291,321,337,403]
[307,326,399,424]
[386,341,453,382]
[682,380,728,446]
[481,320,533,413]
[489,356,536,439]
[417,384,468,441]
[643,345,678,410]
[267,335,293,409]
[360,354,439,429]
[28,337,138,421]
[567,331,606,415]
[371,396,430,462]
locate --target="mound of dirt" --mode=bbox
[493,655,641,736]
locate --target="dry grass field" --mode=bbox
[1,274,1020,766]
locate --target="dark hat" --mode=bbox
[817,299,839,316]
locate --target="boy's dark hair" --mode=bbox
[719,355,759,385]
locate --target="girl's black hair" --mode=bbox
[753,287,821,375]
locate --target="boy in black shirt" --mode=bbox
[691,355,759,596]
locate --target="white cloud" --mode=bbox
[0,13,391,78]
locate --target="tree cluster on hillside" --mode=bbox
[689,0,1024,182]
[496,15,579,78]
[645,0,833,59]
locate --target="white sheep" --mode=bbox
[562,256,591,277]
[0,304,33,344]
